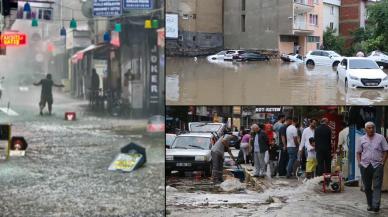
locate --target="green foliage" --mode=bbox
[350,0,388,53]
[323,27,345,54]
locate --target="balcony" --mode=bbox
[293,21,314,35]
[294,0,314,13]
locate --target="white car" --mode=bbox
[207,50,246,61]
[337,57,388,89]
[280,53,304,63]
[367,51,388,68]
[305,50,343,67]
[165,133,215,176]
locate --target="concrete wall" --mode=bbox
[166,0,223,56]
[224,0,293,50]
[323,2,340,35]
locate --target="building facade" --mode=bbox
[224,0,324,56]
[323,0,341,35]
[166,0,223,56]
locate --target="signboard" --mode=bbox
[0,33,27,46]
[93,0,122,17]
[149,44,159,104]
[123,0,152,9]
[255,107,282,113]
[166,13,178,39]
[108,153,143,172]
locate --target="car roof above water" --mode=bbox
[176,133,213,138]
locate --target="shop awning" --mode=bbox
[71,43,109,63]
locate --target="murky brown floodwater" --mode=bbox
[166,57,388,105]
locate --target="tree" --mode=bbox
[323,27,345,54]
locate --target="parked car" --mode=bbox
[305,50,343,67]
[236,52,270,62]
[207,50,246,62]
[146,115,165,134]
[280,53,303,63]
[337,57,388,89]
[367,50,388,68]
[166,133,176,149]
[188,122,226,139]
[165,133,216,176]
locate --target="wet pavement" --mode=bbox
[166,57,388,105]
[0,87,165,217]
[166,172,388,217]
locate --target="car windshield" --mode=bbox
[349,59,379,69]
[328,51,340,57]
[216,51,226,55]
[166,134,176,146]
[149,115,164,124]
[189,123,222,133]
[172,136,210,150]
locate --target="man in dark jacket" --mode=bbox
[34,74,64,116]
[250,124,269,177]
[314,118,332,176]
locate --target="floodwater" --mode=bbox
[166,57,388,105]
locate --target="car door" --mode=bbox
[320,51,332,65]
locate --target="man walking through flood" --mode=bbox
[357,122,388,213]
[33,74,64,116]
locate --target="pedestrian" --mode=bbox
[264,120,274,145]
[299,119,317,170]
[211,135,237,183]
[286,117,300,178]
[250,124,269,177]
[33,74,65,116]
[357,122,388,212]
[306,137,318,179]
[314,118,332,176]
[240,129,251,164]
[278,116,292,176]
[268,140,279,177]
[337,122,350,179]
[356,50,365,57]
[273,115,285,145]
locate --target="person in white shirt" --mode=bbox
[306,137,318,179]
[286,117,300,178]
[299,119,317,160]
[337,122,349,179]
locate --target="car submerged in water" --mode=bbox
[337,57,388,89]
[280,53,304,63]
[305,50,343,67]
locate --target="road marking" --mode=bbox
[0,107,19,116]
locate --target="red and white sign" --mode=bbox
[0,33,27,46]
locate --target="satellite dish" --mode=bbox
[82,0,93,19]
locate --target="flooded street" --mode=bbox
[166,57,388,105]
[0,88,165,217]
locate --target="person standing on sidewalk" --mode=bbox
[211,135,237,183]
[240,130,251,164]
[299,119,317,168]
[314,118,332,176]
[357,122,388,213]
[250,124,269,177]
[286,117,300,178]
[33,74,64,116]
[278,117,292,176]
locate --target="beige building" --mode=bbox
[224,0,324,56]
[166,0,223,56]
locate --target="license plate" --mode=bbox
[367,83,378,86]
[176,162,191,167]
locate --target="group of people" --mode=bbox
[234,115,336,179]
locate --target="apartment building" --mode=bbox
[323,0,341,35]
[224,0,324,56]
[166,0,223,56]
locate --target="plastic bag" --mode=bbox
[264,150,269,164]
[220,178,244,192]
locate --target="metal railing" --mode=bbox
[293,21,308,30]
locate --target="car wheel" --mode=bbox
[204,162,212,177]
[306,60,315,66]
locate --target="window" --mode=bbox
[178,35,183,41]
[341,59,348,69]
[241,15,246,32]
[241,0,246,11]
[280,35,298,42]
[307,36,320,43]
[314,0,318,4]
[330,22,334,30]
[309,14,318,25]
[192,36,196,41]
[311,51,321,56]
[330,6,334,15]
[321,51,330,57]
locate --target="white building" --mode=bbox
[323,0,341,35]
